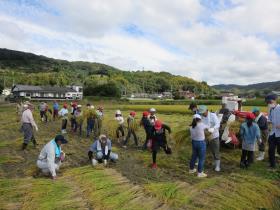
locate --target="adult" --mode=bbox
[58,103,68,134]
[70,101,78,131]
[53,101,59,121]
[88,134,118,166]
[189,114,208,178]
[37,135,67,179]
[188,102,198,114]
[150,120,172,169]
[239,113,261,168]
[199,105,221,172]
[219,103,231,125]
[252,107,268,161]
[21,103,38,150]
[265,94,280,169]
[140,111,153,150]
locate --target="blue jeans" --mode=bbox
[190,140,206,173]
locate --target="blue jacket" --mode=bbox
[240,122,260,145]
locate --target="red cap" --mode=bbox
[143,111,149,117]
[246,113,256,120]
[154,120,162,130]
[130,111,136,116]
[63,103,68,108]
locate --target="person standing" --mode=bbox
[188,102,198,114]
[74,105,83,136]
[53,101,59,121]
[37,135,67,180]
[239,113,261,168]
[21,103,38,150]
[189,114,209,178]
[150,120,172,169]
[265,94,280,169]
[115,110,125,142]
[39,102,48,122]
[199,105,221,172]
[149,108,157,126]
[70,101,78,131]
[95,106,104,137]
[123,111,138,148]
[58,103,69,134]
[252,107,268,161]
[140,111,153,150]
[85,104,96,138]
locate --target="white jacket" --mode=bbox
[37,140,60,177]
[202,112,220,139]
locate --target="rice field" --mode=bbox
[0,102,279,210]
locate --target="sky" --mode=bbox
[0,0,280,85]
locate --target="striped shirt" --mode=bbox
[268,104,280,137]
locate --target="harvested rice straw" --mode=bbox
[173,127,190,148]
[228,121,241,134]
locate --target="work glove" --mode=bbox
[208,128,215,133]
[104,159,108,166]
[34,125,39,132]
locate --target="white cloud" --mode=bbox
[0,0,280,85]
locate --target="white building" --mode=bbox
[11,85,83,100]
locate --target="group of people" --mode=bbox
[189,93,280,178]
[18,93,280,179]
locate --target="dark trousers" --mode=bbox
[152,139,171,164]
[268,134,280,168]
[142,131,151,149]
[74,122,82,136]
[62,119,67,130]
[258,130,268,152]
[40,111,47,122]
[240,150,254,168]
[87,119,94,137]
[116,125,125,138]
[53,109,59,120]
[124,129,138,146]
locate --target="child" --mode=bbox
[240,113,261,168]
[189,114,209,178]
[150,120,171,169]
[58,104,69,134]
[140,111,153,150]
[85,104,96,138]
[149,108,157,126]
[123,111,138,148]
[115,110,125,142]
[74,105,83,136]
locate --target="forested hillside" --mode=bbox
[0,48,214,97]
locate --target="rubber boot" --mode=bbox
[214,160,221,172]
[256,152,265,161]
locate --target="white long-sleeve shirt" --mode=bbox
[21,109,37,128]
[201,112,220,139]
[58,108,69,120]
[37,140,59,177]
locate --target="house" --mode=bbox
[11,85,83,100]
[178,90,196,99]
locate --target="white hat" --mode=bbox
[99,134,107,139]
[90,105,95,109]
[150,108,156,112]
[115,110,121,115]
[23,104,28,108]
[77,105,82,108]
[193,114,201,119]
